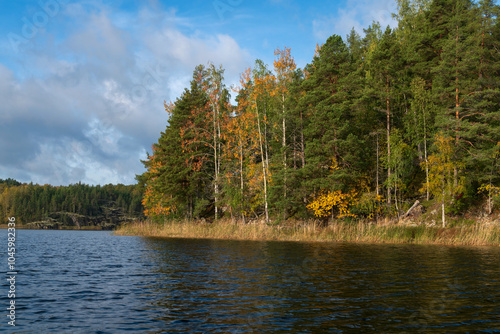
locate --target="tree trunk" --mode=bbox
[300,109,305,169]
[424,105,429,201]
[442,183,446,228]
[376,133,380,196]
[282,92,287,219]
[240,137,246,223]
[387,76,391,206]
[401,200,420,219]
[442,201,446,228]
[213,103,219,221]
[454,24,460,188]
[256,104,269,224]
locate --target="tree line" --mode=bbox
[140,0,500,225]
[0,179,144,224]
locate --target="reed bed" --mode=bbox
[114,219,500,246]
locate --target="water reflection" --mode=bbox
[2,230,499,333]
[140,238,500,333]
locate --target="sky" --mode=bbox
[0,0,397,186]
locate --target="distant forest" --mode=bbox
[0,179,144,226]
[140,0,500,223]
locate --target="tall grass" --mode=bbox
[114,219,500,246]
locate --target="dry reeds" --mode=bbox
[114,219,500,246]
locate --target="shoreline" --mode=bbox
[0,224,112,230]
[114,219,500,247]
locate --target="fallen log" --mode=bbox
[401,200,420,219]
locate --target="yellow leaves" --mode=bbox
[307,190,357,219]
[244,162,265,209]
[273,46,296,100]
[330,157,340,172]
[142,185,175,218]
[478,183,500,196]
[252,73,276,100]
[314,43,321,59]
[421,133,464,199]
[149,161,163,175]
[422,135,456,177]
[142,140,176,219]
[164,101,175,114]
[274,47,296,73]
[434,134,455,158]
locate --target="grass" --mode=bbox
[114,218,500,246]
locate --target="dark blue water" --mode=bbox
[1,230,499,333]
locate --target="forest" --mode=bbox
[0,179,144,228]
[139,0,500,225]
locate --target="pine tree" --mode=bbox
[301,35,365,211]
[137,1,498,222]
[365,26,404,208]
[142,66,212,219]
[406,76,436,200]
[432,0,477,190]
[464,0,500,211]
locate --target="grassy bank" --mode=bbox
[114,219,500,246]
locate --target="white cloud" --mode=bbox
[0,3,251,185]
[313,0,397,41]
[84,118,123,156]
[142,24,251,85]
[23,138,141,186]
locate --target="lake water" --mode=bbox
[1,230,499,333]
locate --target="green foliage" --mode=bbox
[350,192,386,219]
[0,180,144,224]
[140,0,500,223]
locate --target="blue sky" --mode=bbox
[0,0,397,186]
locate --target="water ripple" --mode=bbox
[1,230,499,333]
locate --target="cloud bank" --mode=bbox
[0,1,250,185]
[312,0,397,41]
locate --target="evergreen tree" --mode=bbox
[137,0,499,222]
[142,66,212,219]
[301,35,363,198]
[464,0,500,209]
[365,26,405,207]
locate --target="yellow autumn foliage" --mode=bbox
[307,190,357,218]
[478,183,500,196]
[141,152,175,219]
[420,134,464,199]
[142,184,175,218]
